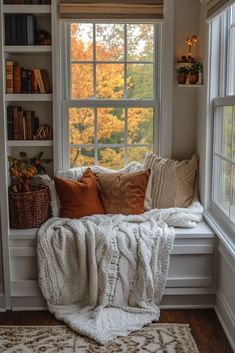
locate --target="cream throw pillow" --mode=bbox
[143,153,198,209]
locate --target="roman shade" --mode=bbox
[58,0,164,19]
[206,0,235,20]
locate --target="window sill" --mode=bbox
[204,211,235,260]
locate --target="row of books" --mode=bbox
[6,60,52,94]
[4,1,50,4]
[7,106,40,140]
[5,14,37,46]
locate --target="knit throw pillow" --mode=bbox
[143,153,198,209]
[95,169,150,215]
[54,168,105,219]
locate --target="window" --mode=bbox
[209,4,235,241]
[63,22,160,169]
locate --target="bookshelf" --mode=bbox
[0,0,56,310]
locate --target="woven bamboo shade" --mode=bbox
[206,0,234,20]
[59,0,164,19]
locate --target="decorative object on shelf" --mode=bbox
[176,66,189,84]
[8,151,51,228]
[188,62,203,85]
[35,123,53,140]
[36,29,51,46]
[8,151,51,192]
[185,35,199,61]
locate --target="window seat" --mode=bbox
[7,220,216,311]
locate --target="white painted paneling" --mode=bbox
[216,242,235,352]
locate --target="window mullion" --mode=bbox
[93,23,96,99]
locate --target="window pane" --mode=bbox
[70,23,93,61]
[128,108,154,144]
[214,157,232,215]
[128,146,152,164]
[97,108,125,144]
[96,64,124,99]
[98,147,124,169]
[69,108,94,144]
[127,24,154,61]
[96,24,124,61]
[127,64,153,99]
[231,166,235,220]
[71,64,93,99]
[222,106,233,159]
[231,4,235,24]
[228,27,235,95]
[70,147,94,168]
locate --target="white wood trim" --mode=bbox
[218,242,235,273]
[10,247,36,257]
[0,0,11,310]
[7,140,53,147]
[216,290,235,352]
[158,0,174,157]
[52,0,63,172]
[5,94,52,102]
[171,244,213,255]
[3,5,51,14]
[166,277,213,287]
[4,46,52,53]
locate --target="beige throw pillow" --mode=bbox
[96,169,150,215]
[143,153,198,209]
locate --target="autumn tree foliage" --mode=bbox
[69,23,154,169]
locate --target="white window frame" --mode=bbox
[61,20,161,169]
[210,96,235,246]
[205,5,235,252]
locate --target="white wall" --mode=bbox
[172,0,201,160]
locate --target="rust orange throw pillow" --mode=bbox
[54,168,105,219]
[95,169,150,215]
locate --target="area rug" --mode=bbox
[0,323,199,353]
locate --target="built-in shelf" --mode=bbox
[7,140,53,147]
[3,5,51,14]
[177,84,204,87]
[4,46,52,54]
[5,94,52,101]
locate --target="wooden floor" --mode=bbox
[0,309,233,352]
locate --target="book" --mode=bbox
[17,107,24,140]
[7,106,13,140]
[21,68,28,94]
[27,70,32,94]
[4,15,11,45]
[33,69,46,93]
[25,110,32,140]
[12,106,19,140]
[31,70,38,93]
[26,15,36,45]
[13,65,21,94]
[40,69,52,93]
[6,60,14,94]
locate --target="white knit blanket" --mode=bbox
[37,202,203,344]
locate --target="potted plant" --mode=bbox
[176,66,189,84]
[188,62,203,84]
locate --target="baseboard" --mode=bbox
[215,290,235,353]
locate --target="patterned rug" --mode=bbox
[0,324,199,353]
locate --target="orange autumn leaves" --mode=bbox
[69,23,154,168]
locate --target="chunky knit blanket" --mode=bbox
[37,202,203,344]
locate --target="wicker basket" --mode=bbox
[9,186,50,229]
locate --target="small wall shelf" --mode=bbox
[7,140,53,147]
